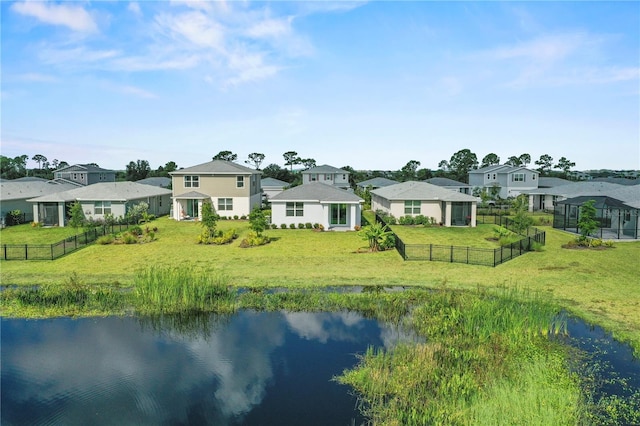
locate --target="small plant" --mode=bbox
[281,224,288,229]
[239,230,270,248]
[298,223,305,229]
[233,215,239,220]
[240,215,247,220]
[354,225,361,231]
[96,235,115,245]
[313,223,320,229]
[305,222,313,229]
[121,232,138,244]
[289,224,296,229]
[271,224,278,229]
[129,225,143,236]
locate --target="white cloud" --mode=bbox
[245,16,294,39]
[115,84,159,99]
[16,72,59,83]
[11,1,98,33]
[155,11,225,50]
[128,2,142,16]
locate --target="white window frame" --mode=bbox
[404,200,421,215]
[512,173,525,182]
[237,175,244,188]
[218,198,233,211]
[286,202,304,217]
[94,201,111,215]
[184,176,199,188]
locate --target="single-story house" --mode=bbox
[424,177,472,194]
[553,185,640,240]
[356,177,399,190]
[261,177,289,200]
[371,181,478,227]
[270,182,363,231]
[523,181,624,212]
[28,182,172,226]
[1,180,77,224]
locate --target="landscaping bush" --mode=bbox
[305,222,313,229]
[240,215,247,220]
[298,223,305,229]
[414,215,428,225]
[121,232,138,244]
[313,223,320,229]
[281,224,288,229]
[239,231,270,248]
[398,215,415,225]
[289,224,296,229]
[271,224,278,229]
[129,225,143,236]
[96,235,115,245]
[233,215,239,220]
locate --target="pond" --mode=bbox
[1,311,416,426]
[2,310,639,425]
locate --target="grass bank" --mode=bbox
[1,216,639,354]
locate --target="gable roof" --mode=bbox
[172,191,210,199]
[270,182,362,203]
[424,177,470,187]
[136,177,171,188]
[27,182,171,203]
[371,181,478,202]
[55,163,114,173]
[357,177,398,188]
[592,177,640,186]
[170,160,260,175]
[538,177,572,188]
[523,181,625,197]
[1,181,77,201]
[261,177,289,188]
[470,164,537,174]
[302,164,348,174]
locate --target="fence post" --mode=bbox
[467,246,469,264]
[429,244,432,261]
[4,245,6,260]
[450,245,454,263]
[25,244,28,260]
[75,235,78,250]
[51,244,54,260]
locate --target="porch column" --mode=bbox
[58,202,66,227]
[32,204,39,224]
[445,201,452,227]
[470,203,477,227]
[528,194,534,212]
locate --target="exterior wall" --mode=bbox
[1,199,32,219]
[55,167,115,186]
[371,194,391,212]
[302,172,350,187]
[263,187,285,200]
[270,201,360,231]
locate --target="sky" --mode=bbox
[1,1,639,172]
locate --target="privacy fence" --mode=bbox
[375,213,546,267]
[2,224,130,260]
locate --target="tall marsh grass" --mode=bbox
[337,288,582,425]
[133,266,234,314]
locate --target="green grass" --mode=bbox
[391,223,502,247]
[1,215,639,354]
[0,223,79,244]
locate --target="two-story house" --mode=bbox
[468,165,539,200]
[170,160,262,220]
[54,164,116,186]
[301,165,351,189]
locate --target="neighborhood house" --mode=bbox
[270,182,363,231]
[371,181,478,227]
[170,160,262,220]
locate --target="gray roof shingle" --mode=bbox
[170,160,260,175]
[270,182,362,203]
[371,181,478,202]
[1,181,77,201]
[302,164,348,174]
[27,182,171,203]
[356,177,398,188]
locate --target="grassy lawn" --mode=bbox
[391,223,502,248]
[0,223,79,245]
[1,215,639,352]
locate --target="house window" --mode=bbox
[330,203,347,225]
[73,173,78,180]
[94,201,111,215]
[492,173,497,180]
[512,173,525,182]
[237,176,244,188]
[184,176,199,188]
[218,198,233,211]
[286,202,304,217]
[310,174,317,182]
[325,174,332,180]
[487,173,491,180]
[532,174,536,180]
[404,200,421,215]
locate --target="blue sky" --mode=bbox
[2,1,638,172]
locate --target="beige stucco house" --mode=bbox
[371,181,478,227]
[170,160,262,220]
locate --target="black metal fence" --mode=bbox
[2,224,130,260]
[375,213,546,267]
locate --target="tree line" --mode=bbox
[2,149,577,185]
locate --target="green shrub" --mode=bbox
[211,229,238,245]
[240,215,247,220]
[531,241,545,252]
[271,224,278,229]
[121,232,138,244]
[305,222,313,229]
[499,235,521,246]
[414,215,428,225]
[281,224,288,229]
[603,240,615,248]
[129,225,143,236]
[313,223,320,229]
[298,223,305,229]
[96,235,115,245]
[399,215,415,225]
[239,231,270,248]
[233,215,239,220]
[289,223,296,229]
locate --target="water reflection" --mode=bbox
[1,311,415,425]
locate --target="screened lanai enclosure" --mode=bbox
[553,196,639,240]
